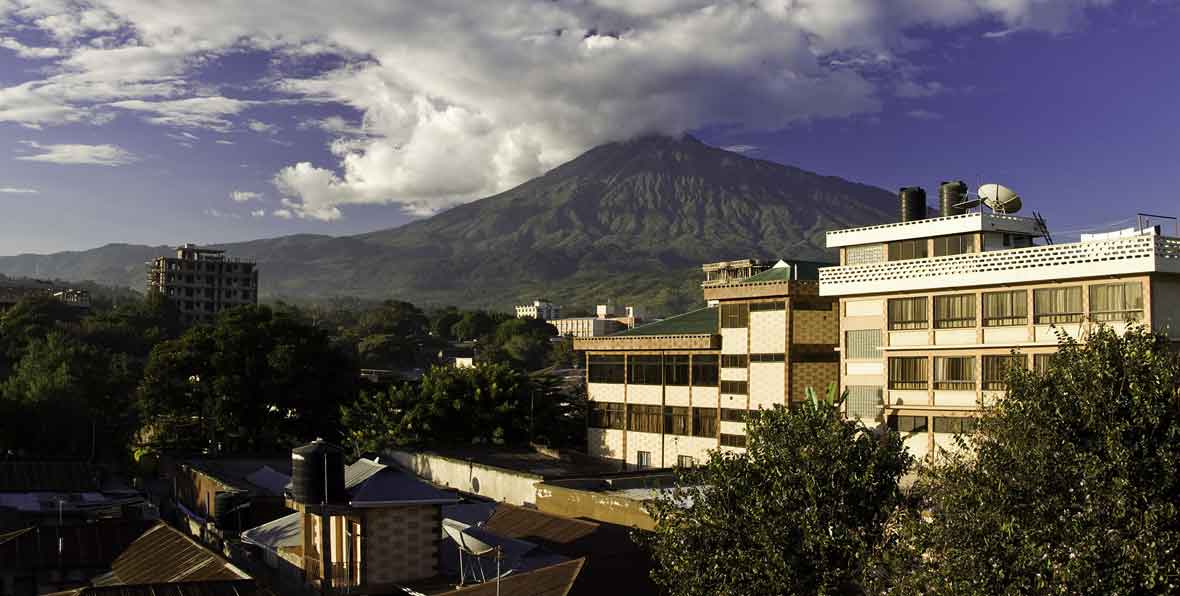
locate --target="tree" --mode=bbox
[643,392,912,596]
[451,311,497,342]
[0,295,81,374]
[879,327,1180,595]
[340,363,582,455]
[488,317,557,370]
[137,305,358,453]
[430,307,463,342]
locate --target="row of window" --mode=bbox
[889,415,979,434]
[587,355,720,386]
[888,353,1051,391]
[720,353,787,367]
[590,403,721,437]
[886,282,1143,330]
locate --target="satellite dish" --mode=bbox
[443,519,496,556]
[978,183,1022,214]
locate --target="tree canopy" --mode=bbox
[879,326,1180,595]
[643,392,912,596]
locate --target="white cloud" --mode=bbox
[15,140,138,166]
[272,208,294,219]
[907,109,944,120]
[895,80,946,98]
[0,187,39,193]
[215,139,234,145]
[0,0,1117,218]
[230,190,261,202]
[204,208,240,218]
[250,208,265,217]
[247,119,277,134]
[0,36,61,58]
[722,145,758,154]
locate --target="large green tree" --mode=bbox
[643,394,911,596]
[340,362,584,455]
[137,305,358,453]
[879,326,1180,595]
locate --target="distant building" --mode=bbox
[515,299,560,321]
[550,317,628,338]
[0,285,91,314]
[147,244,257,325]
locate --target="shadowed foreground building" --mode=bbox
[147,244,258,324]
[575,259,839,468]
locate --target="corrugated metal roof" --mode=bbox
[0,519,153,570]
[45,579,268,596]
[99,522,250,586]
[240,512,301,550]
[0,462,100,492]
[345,459,459,506]
[438,558,584,596]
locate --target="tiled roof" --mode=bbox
[438,558,585,596]
[95,522,250,586]
[612,307,717,337]
[0,461,101,492]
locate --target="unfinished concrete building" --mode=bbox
[147,244,258,325]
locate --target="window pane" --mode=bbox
[720,408,748,422]
[846,385,883,420]
[721,354,748,368]
[692,408,717,437]
[982,354,1023,390]
[627,405,662,433]
[663,355,690,386]
[934,294,976,329]
[889,357,928,390]
[720,380,748,395]
[982,290,1028,327]
[1089,282,1144,322]
[588,355,626,383]
[720,303,749,328]
[846,329,883,359]
[692,355,718,386]
[934,356,975,390]
[664,406,690,436]
[720,434,747,448]
[846,244,884,266]
[888,297,928,330]
[1034,287,1083,324]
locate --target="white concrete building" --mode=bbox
[515,300,561,321]
[820,209,1180,460]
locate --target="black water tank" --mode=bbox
[214,491,249,530]
[899,187,927,222]
[291,439,347,505]
[939,180,968,217]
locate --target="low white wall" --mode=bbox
[386,450,541,506]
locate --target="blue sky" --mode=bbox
[1,1,1177,255]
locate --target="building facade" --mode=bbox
[147,244,258,325]
[515,300,561,320]
[575,261,839,468]
[820,209,1180,460]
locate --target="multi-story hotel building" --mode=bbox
[147,244,258,325]
[574,260,839,468]
[820,204,1180,460]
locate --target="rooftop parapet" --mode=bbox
[820,233,1180,296]
[825,211,1043,249]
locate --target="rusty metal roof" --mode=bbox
[0,519,153,570]
[0,461,101,492]
[482,504,599,547]
[45,579,270,596]
[438,558,584,596]
[97,522,250,586]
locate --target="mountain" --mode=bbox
[0,135,897,314]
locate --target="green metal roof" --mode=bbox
[740,260,832,283]
[614,306,717,336]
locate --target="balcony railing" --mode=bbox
[820,235,1180,296]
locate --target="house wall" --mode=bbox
[387,451,541,506]
[363,505,441,587]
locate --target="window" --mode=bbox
[749,301,785,312]
[889,357,928,390]
[677,455,695,468]
[664,406,690,436]
[1033,353,1056,374]
[627,356,662,385]
[846,386,883,420]
[1034,287,1083,324]
[934,356,975,390]
[888,239,928,261]
[934,294,976,329]
[589,402,625,429]
[846,329,882,359]
[720,303,749,328]
[933,417,978,434]
[982,290,1028,327]
[663,355,690,386]
[982,355,1023,390]
[692,355,718,386]
[692,408,717,437]
[720,408,748,422]
[636,451,652,468]
[889,415,928,433]
[750,353,785,363]
[794,301,834,311]
[720,380,748,395]
[933,233,975,257]
[1089,282,1144,322]
[888,297,928,330]
[846,244,884,266]
[627,405,662,433]
[721,354,748,368]
[588,356,625,383]
[720,434,747,448]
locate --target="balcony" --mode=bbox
[820,234,1180,296]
